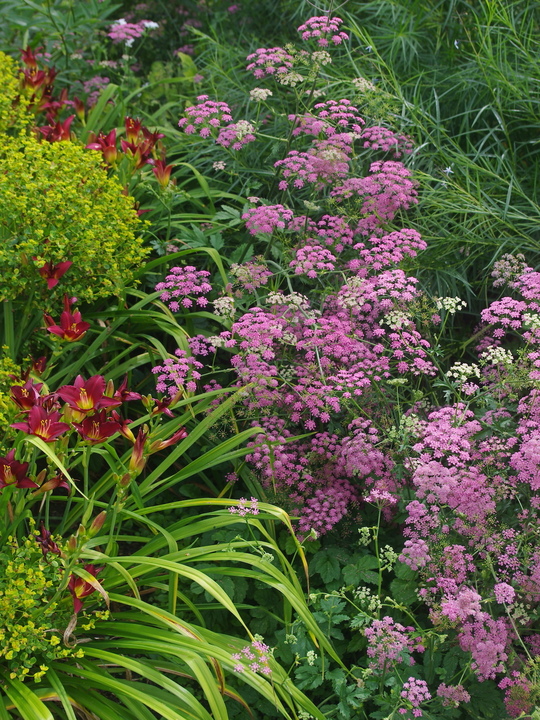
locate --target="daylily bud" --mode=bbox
[148,426,188,453]
[66,535,78,553]
[119,472,131,487]
[128,428,148,474]
[88,511,107,537]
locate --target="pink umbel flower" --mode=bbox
[436,684,471,708]
[360,126,414,158]
[232,639,272,675]
[289,245,336,278]
[242,205,294,235]
[245,47,294,78]
[364,617,422,672]
[331,161,419,235]
[156,265,212,311]
[178,95,233,137]
[228,497,260,516]
[400,677,431,715]
[216,120,256,150]
[297,16,349,46]
[152,349,203,396]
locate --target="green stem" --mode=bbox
[3,300,15,361]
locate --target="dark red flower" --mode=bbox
[38,260,72,289]
[57,375,122,416]
[86,129,118,165]
[68,564,103,613]
[10,379,43,412]
[44,295,90,342]
[11,405,70,442]
[32,356,48,376]
[128,427,148,474]
[124,116,142,143]
[151,396,175,417]
[0,450,37,490]
[33,472,70,495]
[148,158,174,188]
[21,46,40,69]
[36,115,75,143]
[73,410,122,444]
[113,375,142,403]
[34,522,61,558]
[149,426,188,453]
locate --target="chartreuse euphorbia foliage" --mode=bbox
[0,134,148,306]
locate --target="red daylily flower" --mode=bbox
[11,405,70,442]
[110,410,135,443]
[38,260,72,289]
[36,114,75,142]
[141,126,165,147]
[73,410,122,444]
[68,564,103,613]
[86,129,118,164]
[10,379,43,412]
[44,295,90,342]
[21,46,40,69]
[32,356,48,376]
[113,375,142,403]
[125,116,142,143]
[57,375,122,416]
[120,138,152,169]
[0,450,37,490]
[148,158,175,188]
[149,426,188,453]
[34,522,61,558]
[33,472,70,495]
[128,427,148,474]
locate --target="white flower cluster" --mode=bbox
[388,413,423,442]
[522,312,540,330]
[446,361,480,384]
[266,291,310,310]
[357,527,371,546]
[306,650,318,666]
[353,586,382,612]
[383,310,412,330]
[434,296,467,314]
[142,20,159,29]
[249,87,273,102]
[352,76,376,93]
[311,50,332,66]
[232,119,255,140]
[381,545,398,569]
[479,345,514,366]
[277,72,304,87]
[213,160,226,170]
[213,296,236,320]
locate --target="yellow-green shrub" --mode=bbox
[0,51,31,135]
[0,135,149,304]
[0,535,84,682]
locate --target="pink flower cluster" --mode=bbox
[360,126,414,158]
[232,640,272,675]
[178,95,233,137]
[400,677,431,717]
[364,617,424,672]
[331,161,419,236]
[108,19,157,45]
[242,205,294,235]
[155,265,212,311]
[228,497,260,516]
[297,16,349,46]
[245,47,294,78]
[152,349,203,395]
[289,244,336,277]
